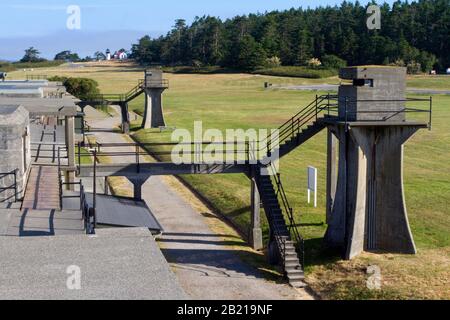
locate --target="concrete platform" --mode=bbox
[63,193,163,233]
[0,228,187,300]
[0,209,84,237]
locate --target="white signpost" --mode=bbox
[307,166,318,208]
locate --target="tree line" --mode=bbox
[130,0,449,72]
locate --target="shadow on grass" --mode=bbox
[303,237,343,268]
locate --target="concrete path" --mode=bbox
[1,209,84,237]
[0,228,186,300]
[84,105,312,300]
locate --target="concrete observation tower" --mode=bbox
[142,69,169,129]
[324,66,430,259]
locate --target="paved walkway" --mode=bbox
[22,166,60,210]
[0,228,186,300]
[0,208,84,237]
[84,105,312,300]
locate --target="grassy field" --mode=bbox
[10,62,450,299]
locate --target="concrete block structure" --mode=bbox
[0,105,31,202]
[325,66,428,259]
[142,69,168,129]
[338,67,407,122]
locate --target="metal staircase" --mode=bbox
[254,95,339,287]
[256,166,305,288]
[261,94,337,162]
[87,79,146,104]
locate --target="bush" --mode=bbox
[264,56,282,68]
[407,61,422,74]
[322,54,347,69]
[307,58,322,68]
[253,66,337,79]
[48,76,100,100]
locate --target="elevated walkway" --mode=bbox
[78,162,249,178]
[63,192,163,234]
[22,166,61,210]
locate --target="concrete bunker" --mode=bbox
[0,105,31,202]
[325,66,429,259]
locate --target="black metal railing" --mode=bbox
[256,168,297,272]
[77,141,253,169]
[0,169,18,203]
[59,147,96,234]
[260,94,338,157]
[85,79,146,103]
[80,182,96,234]
[270,163,305,269]
[26,74,48,80]
[337,96,433,130]
[144,79,169,89]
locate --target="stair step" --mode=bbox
[285,251,298,257]
[285,261,301,268]
[289,280,307,288]
[286,269,304,277]
[288,274,305,282]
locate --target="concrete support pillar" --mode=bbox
[326,128,338,223]
[65,116,76,191]
[324,125,350,251]
[120,102,130,134]
[250,177,263,251]
[104,177,110,195]
[127,177,149,200]
[142,89,166,129]
[324,124,422,259]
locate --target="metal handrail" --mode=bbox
[335,96,433,130]
[0,169,18,203]
[270,163,304,269]
[59,146,95,234]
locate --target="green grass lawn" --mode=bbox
[12,62,449,299]
[131,72,450,300]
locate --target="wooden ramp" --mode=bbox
[22,166,60,210]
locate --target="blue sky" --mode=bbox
[0,0,393,60]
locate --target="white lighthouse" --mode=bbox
[106,49,111,61]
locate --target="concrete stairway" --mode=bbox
[256,173,305,288]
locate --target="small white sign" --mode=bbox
[307,166,318,208]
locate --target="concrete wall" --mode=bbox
[0,105,31,202]
[338,66,407,122]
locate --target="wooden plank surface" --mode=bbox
[22,166,60,210]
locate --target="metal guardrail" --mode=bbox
[77,141,253,169]
[261,94,433,156]
[338,96,433,131]
[83,78,169,104]
[144,79,169,89]
[59,147,96,234]
[271,163,304,269]
[0,169,18,203]
[26,74,48,80]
